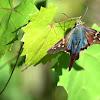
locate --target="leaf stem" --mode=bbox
[0,42,24,95]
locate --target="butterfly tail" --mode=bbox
[69,52,79,71]
[69,53,75,71]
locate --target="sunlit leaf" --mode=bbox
[92,23,100,31]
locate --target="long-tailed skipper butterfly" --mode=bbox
[47,8,100,71]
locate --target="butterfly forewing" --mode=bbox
[84,27,100,45]
[47,39,65,54]
[47,28,75,54]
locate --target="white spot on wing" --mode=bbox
[62,45,64,47]
[93,40,96,42]
[58,45,61,47]
[62,38,65,44]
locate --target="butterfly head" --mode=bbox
[76,19,82,26]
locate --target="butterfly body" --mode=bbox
[47,19,100,71]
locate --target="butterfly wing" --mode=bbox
[47,38,65,54]
[81,27,100,50]
[85,27,100,44]
[47,28,76,54]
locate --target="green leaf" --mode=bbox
[92,23,100,31]
[0,0,38,58]
[21,4,80,66]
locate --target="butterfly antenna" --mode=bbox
[61,13,70,18]
[0,42,24,95]
[61,13,71,31]
[81,6,88,20]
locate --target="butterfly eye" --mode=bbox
[77,22,79,24]
[79,22,82,25]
